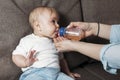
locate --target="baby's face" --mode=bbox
[37,10,59,38]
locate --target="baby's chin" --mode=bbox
[50,34,58,38]
[54,33,59,38]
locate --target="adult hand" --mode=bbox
[54,37,78,52]
[67,22,98,37]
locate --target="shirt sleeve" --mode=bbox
[110,24,120,43]
[12,38,27,57]
[100,25,120,74]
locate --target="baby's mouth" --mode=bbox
[54,31,59,37]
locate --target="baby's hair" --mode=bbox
[29,6,59,28]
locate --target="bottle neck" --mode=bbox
[59,27,65,36]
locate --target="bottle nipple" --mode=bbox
[59,27,65,36]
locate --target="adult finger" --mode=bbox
[67,22,75,28]
[67,22,81,29]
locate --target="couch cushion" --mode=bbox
[0,0,31,80]
[84,63,120,80]
[73,62,120,80]
[81,0,120,24]
[64,52,89,70]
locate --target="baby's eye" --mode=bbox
[52,20,56,23]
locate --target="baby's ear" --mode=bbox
[33,21,41,30]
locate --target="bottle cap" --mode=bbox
[59,27,65,36]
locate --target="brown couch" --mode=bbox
[0,0,120,80]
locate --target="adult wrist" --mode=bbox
[90,22,98,36]
[97,22,100,37]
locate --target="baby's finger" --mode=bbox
[53,37,61,42]
[28,50,36,59]
[57,37,64,41]
[34,58,39,62]
[53,38,57,43]
[60,37,67,40]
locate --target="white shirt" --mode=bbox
[12,34,60,71]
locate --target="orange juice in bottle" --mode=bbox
[59,27,85,40]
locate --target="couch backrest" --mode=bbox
[81,0,120,24]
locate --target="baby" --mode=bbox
[12,6,80,80]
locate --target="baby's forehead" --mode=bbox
[30,7,59,21]
[34,7,53,14]
[37,8,58,17]
[41,8,57,16]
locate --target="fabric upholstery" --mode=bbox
[73,62,120,80]
[81,0,120,24]
[0,0,120,80]
[14,0,83,26]
[0,0,29,79]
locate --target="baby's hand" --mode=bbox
[68,72,81,79]
[25,50,38,67]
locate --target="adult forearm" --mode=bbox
[89,22,111,40]
[73,41,104,60]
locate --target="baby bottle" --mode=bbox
[59,27,85,40]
